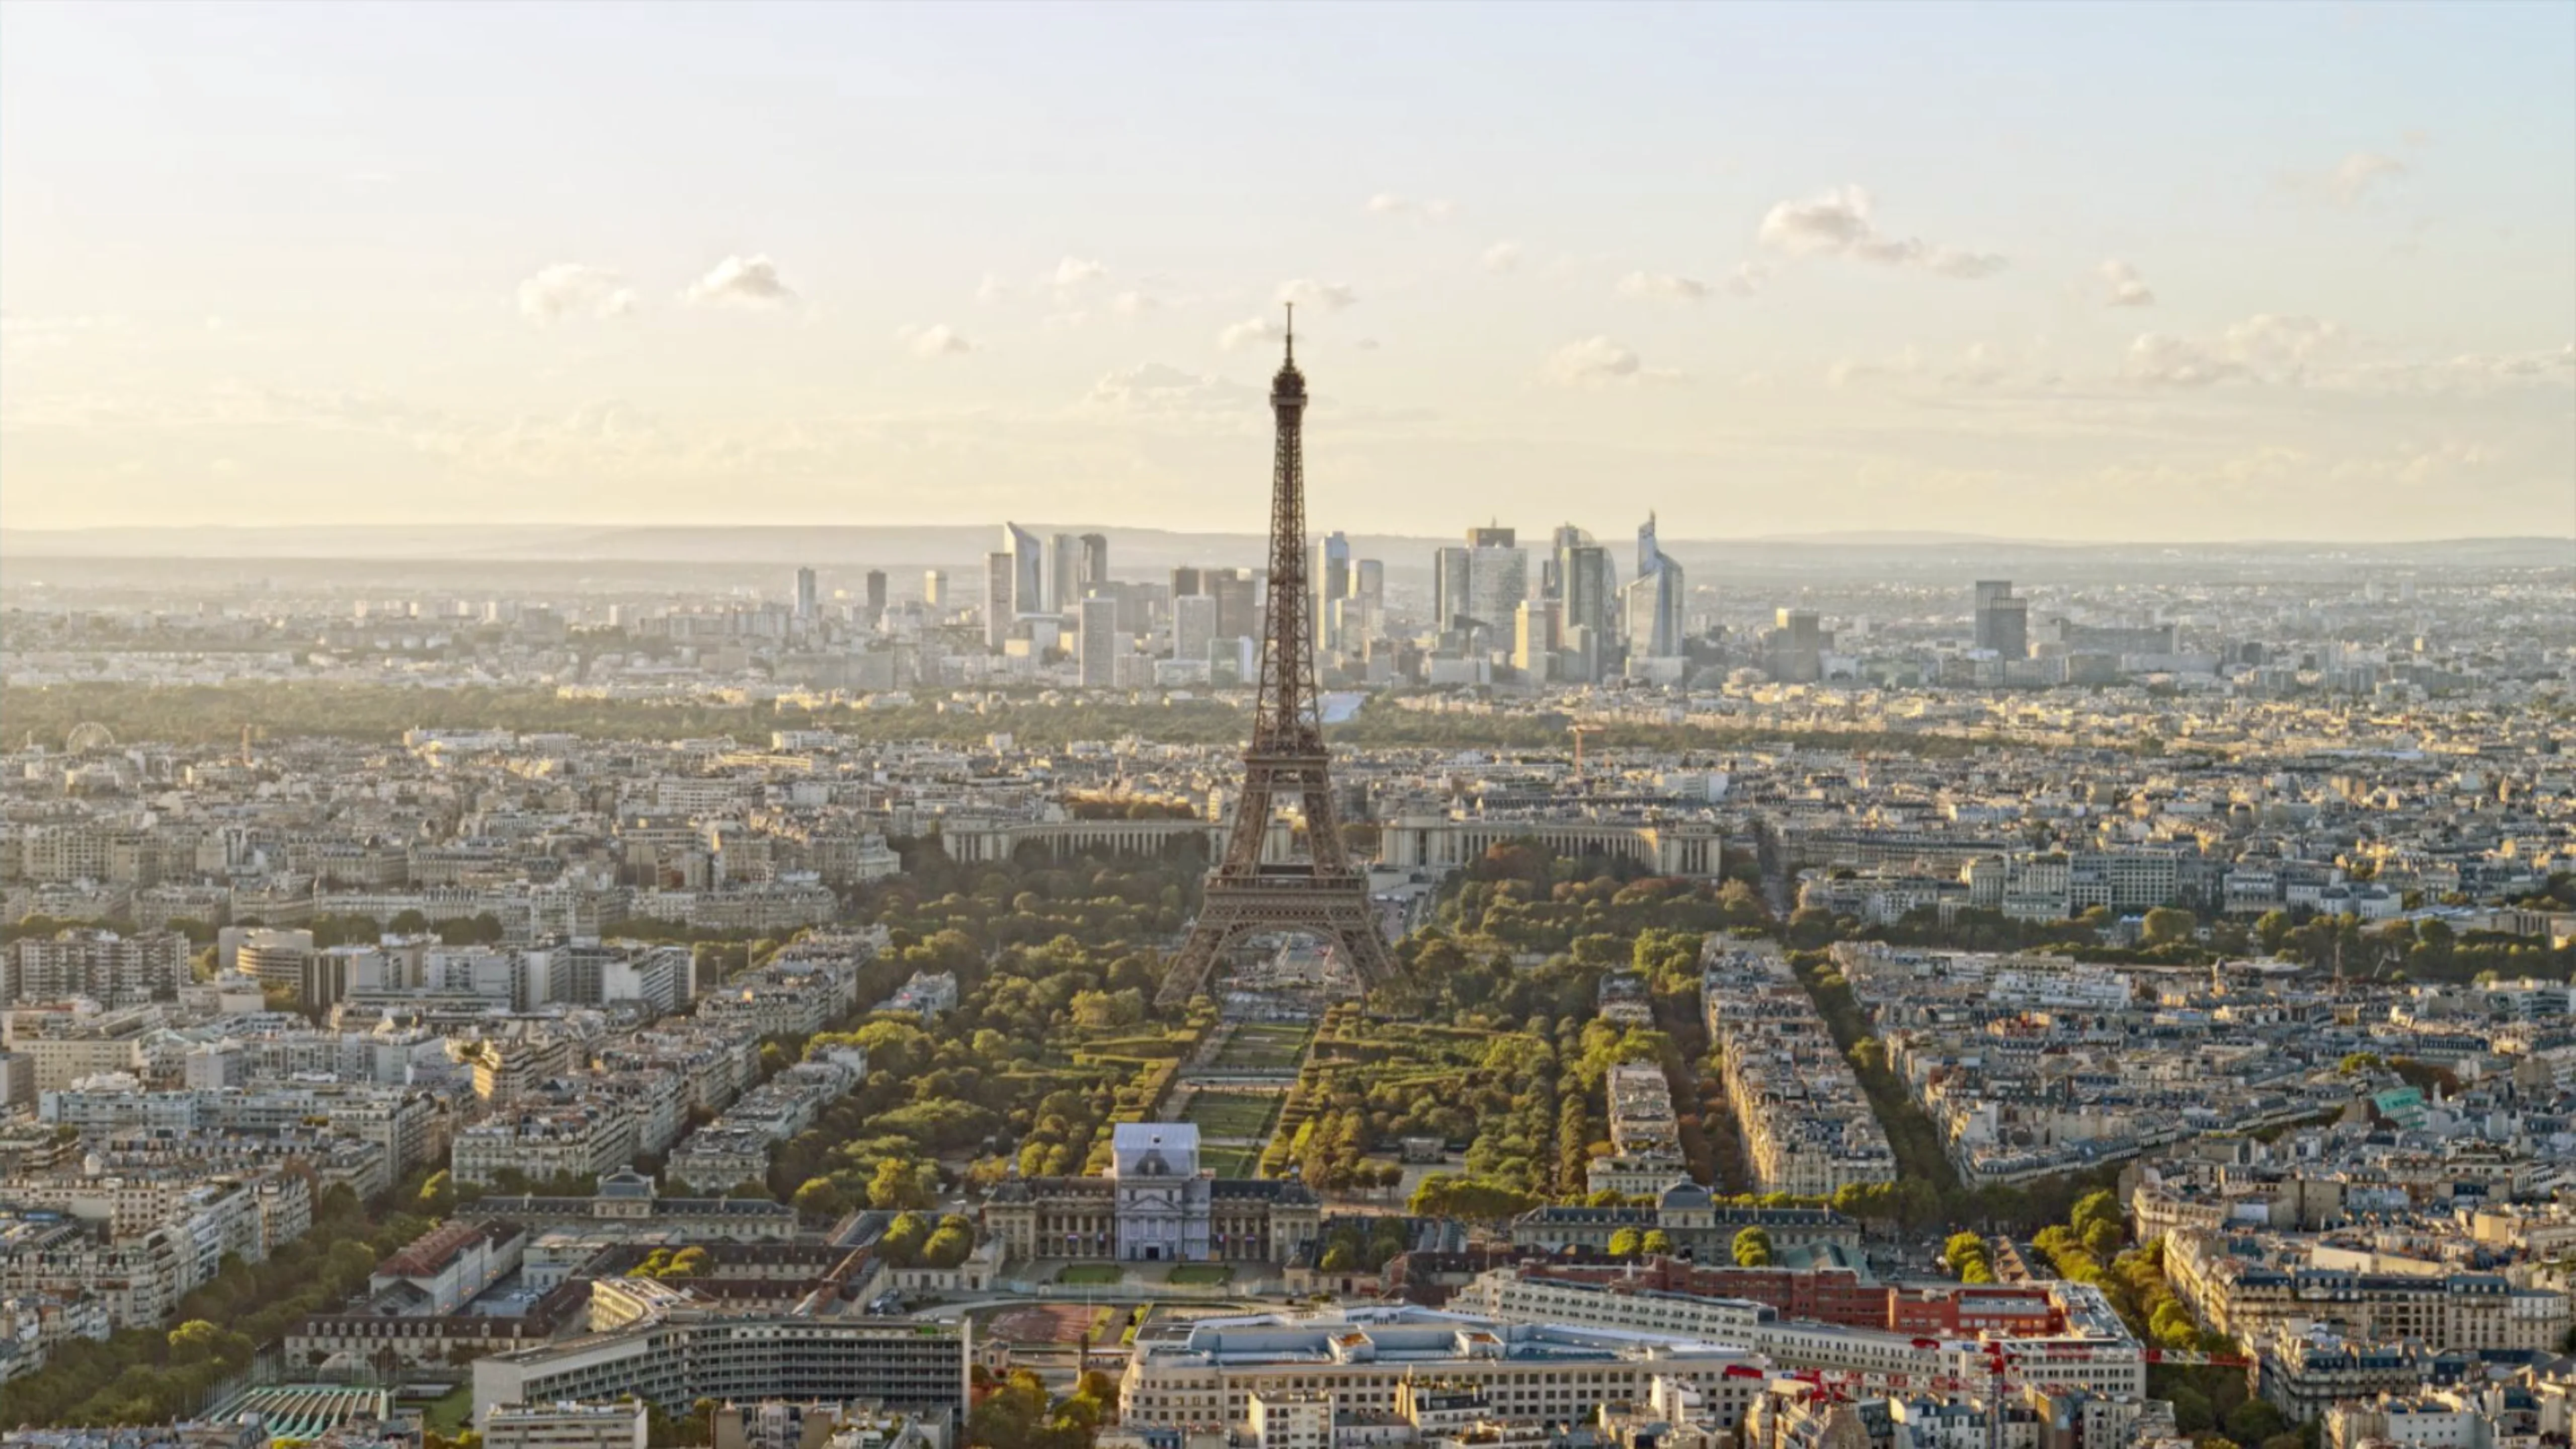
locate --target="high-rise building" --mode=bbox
[1433,545,1472,631]
[1078,596,1121,687]
[1767,607,1828,682]
[983,551,1014,649]
[1628,514,1683,659]
[1563,543,1613,638]
[1003,523,1045,619]
[1209,569,1258,642]
[1439,526,1528,640]
[1352,558,1384,608]
[1172,592,1218,663]
[793,567,818,622]
[1171,565,1204,601]
[1081,532,1110,593]
[1512,600,1560,677]
[1973,580,2028,660]
[1050,532,1085,612]
[864,570,888,619]
[1317,532,1353,651]
[923,569,947,608]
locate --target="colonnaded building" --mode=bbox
[981,1122,1320,1264]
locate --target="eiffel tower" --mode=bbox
[1158,308,1394,1005]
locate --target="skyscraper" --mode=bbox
[864,570,888,620]
[1973,580,2028,660]
[1080,532,1110,594]
[1432,545,1471,631]
[1209,569,1258,643]
[1628,513,1683,659]
[1767,607,1828,682]
[1172,592,1218,663]
[1512,600,1560,677]
[793,567,818,622]
[1003,523,1045,620]
[1078,595,1121,687]
[923,570,948,608]
[1318,532,1352,651]
[1049,533,1083,612]
[983,552,1014,649]
[1438,525,1527,640]
[1352,558,1384,609]
[1553,525,1614,642]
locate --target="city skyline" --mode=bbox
[4,2,2573,543]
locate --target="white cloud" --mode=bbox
[1616,271,1712,303]
[1277,279,1357,313]
[1826,346,1925,389]
[896,324,976,358]
[1219,315,1281,351]
[2097,260,2155,308]
[975,273,1011,305]
[1726,263,1768,297]
[1923,247,2009,279]
[2326,151,2406,205]
[683,255,795,307]
[1757,186,2005,280]
[1482,242,1524,274]
[1052,256,1107,289]
[1110,291,1158,316]
[2126,313,2346,387]
[1544,337,1683,388]
[517,264,636,322]
[1759,187,1877,255]
[1364,193,1453,221]
[1080,363,1261,422]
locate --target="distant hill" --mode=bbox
[1,523,2567,576]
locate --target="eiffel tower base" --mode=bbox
[1157,878,1393,1007]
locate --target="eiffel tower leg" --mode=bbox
[1159,915,1251,1007]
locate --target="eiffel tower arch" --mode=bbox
[1158,310,1395,1006]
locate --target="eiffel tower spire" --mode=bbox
[1159,316,1393,1005]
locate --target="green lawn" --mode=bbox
[1057,1263,1124,1285]
[1182,1090,1282,1141]
[1198,1145,1261,1179]
[1167,1264,1234,1285]
[1214,1025,1313,1071]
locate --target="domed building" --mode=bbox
[980,1121,1320,1265]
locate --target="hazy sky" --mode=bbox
[4,1,2571,542]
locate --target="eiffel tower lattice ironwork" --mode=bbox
[1158,307,1394,1005]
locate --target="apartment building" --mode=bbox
[1117,1308,1767,1434]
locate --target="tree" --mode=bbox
[2254,910,2292,953]
[1732,1226,1774,1267]
[868,1156,938,1211]
[2068,1189,2122,1242]
[878,1211,932,1267]
[2224,1400,2288,1443]
[1607,1227,1643,1258]
[1642,1229,1674,1256]
[417,1169,455,1215]
[2141,907,2196,946]
[793,1176,848,1220]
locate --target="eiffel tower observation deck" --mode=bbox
[1157,308,1394,1006]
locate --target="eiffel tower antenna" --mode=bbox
[1159,319,1392,1004]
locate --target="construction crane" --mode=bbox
[1567,723,1605,780]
